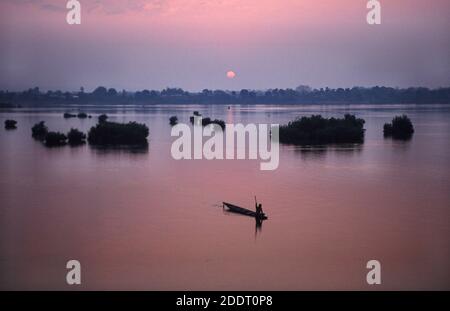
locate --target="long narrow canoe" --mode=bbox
[223,202,268,220]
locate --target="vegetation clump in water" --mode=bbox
[64,112,76,118]
[169,116,178,126]
[88,121,149,146]
[64,112,89,119]
[44,132,67,147]
[98,114,108,123]
[190,115,226,129]
[203,118,226,130]
[4,120,17,129]
[279,114,365,145]
[383,115,414,139]
[31,121,48,140]
[67,128,87,145]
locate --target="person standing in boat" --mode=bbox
[255,197,263,217]
[256,203,263,217]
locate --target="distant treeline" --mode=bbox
[1,85,449,105]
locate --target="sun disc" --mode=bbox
[226,71,236,79]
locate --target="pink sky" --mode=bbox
[0,0,449,91]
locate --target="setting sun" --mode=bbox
[226,71,236,79]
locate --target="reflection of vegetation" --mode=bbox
[31,121,48,140]
[67,128,86,145]
[4,120,17,129]
[90,143,149,155]
[98,114,108,123]
[169,116,178,126]
[44,132,67,147]
[384,115,414,140]
[280,114,365,145]
[294,144,364,158]
[64,112,76,118]
[88,121,149,146]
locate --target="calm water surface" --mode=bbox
[1,104,449,290]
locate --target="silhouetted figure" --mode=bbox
[256,203,263,217]
[255,196,263,218]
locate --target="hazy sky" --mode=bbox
[0,0,449,91]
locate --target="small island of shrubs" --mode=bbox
[169,116,178,126]
[64,112,76,118]
[279,114,365,145]
[189,114,226,130]
[32,116,148,148]
[98,114,108,123]
[31,121,67,147]
[383,115,414,139]
[45,132,68,147]
[203,118,226,130]
[88,121,149,146]
[5,120,17,129]
[67,128,87,145]
[32,121,49,140]
[31,121,87,147]
[64,112,90,119]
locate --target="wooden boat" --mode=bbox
[223,202,268,220]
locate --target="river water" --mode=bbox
[0,103,449,290]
